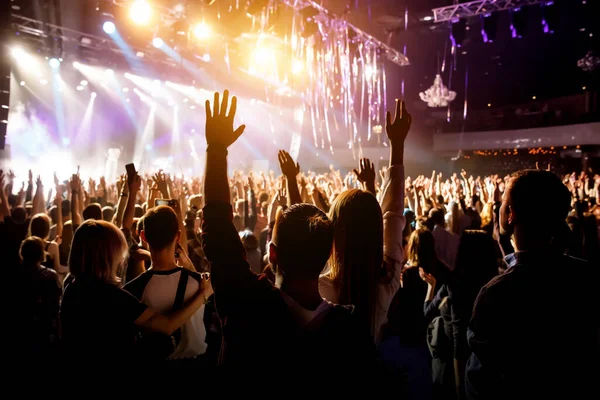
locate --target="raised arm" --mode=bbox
[202,90,253,291]
[278,150,302,206]
[380,99,410,265]
[70,174,83,227]
[353,158,376,196]
[122,173,141,231]
[0,171,10,219]
[32,176,45,215]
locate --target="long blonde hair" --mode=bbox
[328,189,388,335]
[68,220,127,284]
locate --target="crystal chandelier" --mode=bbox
[419,74,457,108]
[577,51,600,72]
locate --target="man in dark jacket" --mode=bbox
[466,170,599,399]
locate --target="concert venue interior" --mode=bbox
[1,0,599,180]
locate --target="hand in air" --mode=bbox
[352,158,375,184]
[205,90,246,149]
[278,150,300,178]
[419,267,436,287]
[385,99,411,144]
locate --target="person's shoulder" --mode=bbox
[182,268,204,282]
[123,270,154,299]
[39,266,58,279]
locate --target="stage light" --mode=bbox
[49,58,61,69]
[541,1,558,34]
[62,137,71,146]
[202,53,211,62]
[11,47,27,60]
[152,37,164,48]
[253,46,274,64]
[20,81,26,86]
[174,4,185,13]
[423,16,433,22]
[91,92,97,98]
[292,59,304,74]
[80,80,88,86]
[510,7,527,38]
[76,85,85,91]
[105,68,114,77]
[450,19,466,47]
[73,61,81,68]
[193,23,210,40]
[365,65,376,79]
[130,1,152,26]
[40,79,48,85]
[123,87,129,93]
[481,13,498,43]
[103,21,116,34]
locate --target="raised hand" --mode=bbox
[129,173,142,194]
[205,89,246,149]
[386,99,412,144]
[278,150,300,178]
[276,188,287,207]
[352,158,375,184]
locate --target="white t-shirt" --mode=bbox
[125,268,207,359]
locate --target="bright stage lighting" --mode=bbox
[130,1,152,26]
[174,4,184,13]
[40,79,48,85]
[193,23,210,40]
[20,81,26,86]
[292,59,304,75]
[105,68,114,77]
[103,21,116,34]
[76,86,85,91]
[152,37,164,48]
[123,87,129,93]
[91,92,97,98]
[253,47,274,65]
[49,58,61,69]
[80,80,88,86]
[73,61,81,68]
[365,65,376,79]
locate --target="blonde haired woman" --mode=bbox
[60,220,212,363]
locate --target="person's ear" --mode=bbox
[140,230,148,244]
[269,242,278,269]
[508,206,515,226]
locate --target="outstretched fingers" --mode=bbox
[213,92,220,117]
[220,90,229,116]
[228,95,237,120]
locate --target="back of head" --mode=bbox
[406,227,437,273]
[83,203,103,221]
[48,205,58,225]
[68,219,127,283]
[102,206,115,222]
[61,199,71,217]
[429,207,445,227]
[272,203,333,279]
[455,230,499,289]
[20,236,46,268]
[328,189,383,330]
[12,206,27,224]
[240,230,259,250]
[29,213,51,240]
[142,205,179,251]
[507,170,571,239]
